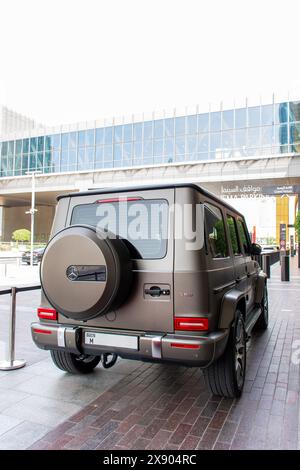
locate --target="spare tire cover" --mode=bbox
[40,225,132,321]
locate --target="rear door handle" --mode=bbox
[144,286,170,297]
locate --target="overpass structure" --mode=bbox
[1,96,300,243]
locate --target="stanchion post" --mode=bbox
[0,287,26,371]
[281,255,290,282]
[263,255,271,279]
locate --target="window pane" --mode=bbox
[248,127,261,147]
[186,135,197,154]
[123,124,132,142]
[198,113,209,132]
[114,125,123,143]
[86,129,95,146]
[78,130,86,147]
[175,116,185,135]
[275,102,288,124]
[164,138,174,157]
[95,147,103,167]
[71,199,168,260]
[248,106,260,127]
[8,141,15,156]
[69,149,77,168]
[204,203,228,258]
[198,133,209,152]
[103,145,112,161]
[37,136,44,152]
[143,140,152,157]
[52,134,61,149]
[164,118,174,136]
[261,126,273,146]
[222,110,234,130]
[222,130,233,148]
[237,219,250,254]
[15,140,22,154]
[123,143,132,162]
[143,121,153,140]
[235,129,247,148]
[133,123,143,141]
[29,153,37,170]
[153,139,163,156]
[22,139,29,154]
[261,104,274,126]
[69,132,77,148]
[175,136,185,154]
[187,115,197,134]
[274,124,288,145]
[77,148,85,169]
[154,120,164,139]
[61,149,68,170]
[227,215,241,255]
[210,112,221,131]
[30,138,36,153]
[104,127,113,144]
[235,108,246,128]
[114,144,122,161]
[61,133,69,149]
[86,147,94,168]
[289,101,300,122]
[290,122,300,148]
[133,141,142,161]
[210,132,221,151]
[95,128,104,145]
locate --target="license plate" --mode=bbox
[85,331,138,350]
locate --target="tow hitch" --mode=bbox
[102,353,118,368]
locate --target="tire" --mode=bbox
[255,285,268,330]
[203,310,246,398]
[50,350,100,374]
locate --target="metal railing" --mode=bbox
[0,285,41,371]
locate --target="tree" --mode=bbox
[12,229,31,243]
[295,212,300,239]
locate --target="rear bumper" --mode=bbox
[31,323,229,367]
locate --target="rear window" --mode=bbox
[70,199,168,259]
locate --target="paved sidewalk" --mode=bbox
[0,259,299,450]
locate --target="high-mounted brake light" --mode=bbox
[37,308,57,321]
[96,197,143,203]
[174,317,209,331]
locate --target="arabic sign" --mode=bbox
[221,184,300,196]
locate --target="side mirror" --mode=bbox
[251,243,262,255]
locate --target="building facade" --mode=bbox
[0,99,300,178]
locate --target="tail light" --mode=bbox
[174,317,209,331]
[170,342,200,349]
[33,328,53,335]
[37,308,57,321]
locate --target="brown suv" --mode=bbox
[31,183,268,398]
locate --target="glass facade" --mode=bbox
[1,100,299,178]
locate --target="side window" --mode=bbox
[204,203,228,258]
[237,219,251,254]
[226,215,241,256]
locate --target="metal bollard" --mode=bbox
[0,287,26,371]
[263,255,271,279]
[281,255,290,282]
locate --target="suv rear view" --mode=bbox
[32,183,268,398]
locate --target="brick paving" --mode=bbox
[28,260,300,450]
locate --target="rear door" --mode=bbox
[236,217,256,312]
[225,213,248,301]
[63,188,175,333]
